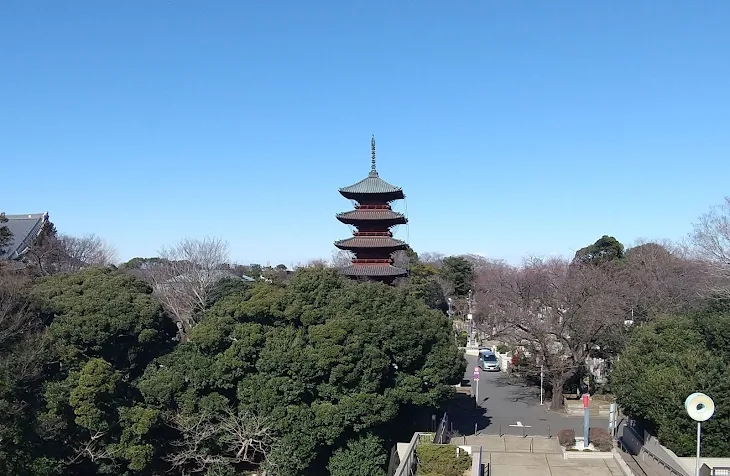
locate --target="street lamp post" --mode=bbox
[467,290,474,346]
[685,393,715,476]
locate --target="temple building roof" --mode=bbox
[339,264,408,278]
[336,209,407,225]
[334,236,407,250]
[338,136,405,200]
[0,213,49,260]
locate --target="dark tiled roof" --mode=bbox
[336,209,407,224]
[339,264,408,277]
[339,172,405,199]
[165,270,253,285]
[1,213,48,259]
[334,236,407,250]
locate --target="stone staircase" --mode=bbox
[616,443,664,476]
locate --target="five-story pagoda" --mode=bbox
[335,136,408,283]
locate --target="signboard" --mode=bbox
[473,366,480,381]
[467,313,473,320]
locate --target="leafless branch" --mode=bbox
[689,196,730,298]
[330,249,354,268]
[58,234,118,270]
[68,431,120,465]
[474,256,631,409]
[0,272,38,347]
[165,408,274,475]
[147,237,230,335]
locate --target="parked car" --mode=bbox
[479,349,500,372]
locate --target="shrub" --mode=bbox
[589,427,613,452]
[558,429,576,447]
[416,443,471,476]
[496,343,511,354]
[456,331,468,347]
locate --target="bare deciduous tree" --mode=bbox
[689,197,730,297]
[58,234,118,270]
[166,409,274,475]
[296,258,329,269]
[624,239,708,319]
[330,249,354,268]
[391,249,414,269]
[147,237,230,335]
[475,257,631,410]
[0,272,37,347]
[419,252,445,266]
[24,227,118,275]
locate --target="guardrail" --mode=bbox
[434,412,449,444]
[393,432,427,476]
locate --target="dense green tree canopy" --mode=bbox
[0,267,176,476]
[0,213,11,256]
[440,256,474,296]
[611,308,730,456]
[574,235,625,265]
[137,268,464,475]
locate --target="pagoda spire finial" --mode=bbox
[370,134,377,176]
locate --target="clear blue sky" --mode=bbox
[2,1,729,267]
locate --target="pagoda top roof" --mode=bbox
[339,136,404,199]
[339,264,408,277]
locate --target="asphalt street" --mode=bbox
[454,355,609,438]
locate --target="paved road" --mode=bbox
[451,355,609,438]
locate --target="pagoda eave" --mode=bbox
[339,190,405,202]
[336,217,407,227]
[334,237,407,251]
[339,265,408,278]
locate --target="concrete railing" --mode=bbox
[471,446,483,476]
[394,432,483,476]
[621,425,689,476]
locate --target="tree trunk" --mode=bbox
[549,375,569,411]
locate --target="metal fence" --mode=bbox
[433,412,450,444]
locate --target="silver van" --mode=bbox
[479,349,500,372]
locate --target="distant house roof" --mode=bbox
[165,269,255,285]
[0,213,49,260]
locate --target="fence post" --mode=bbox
[522,426,526,438]
[548,426,551,438]
[474,423,477,436]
